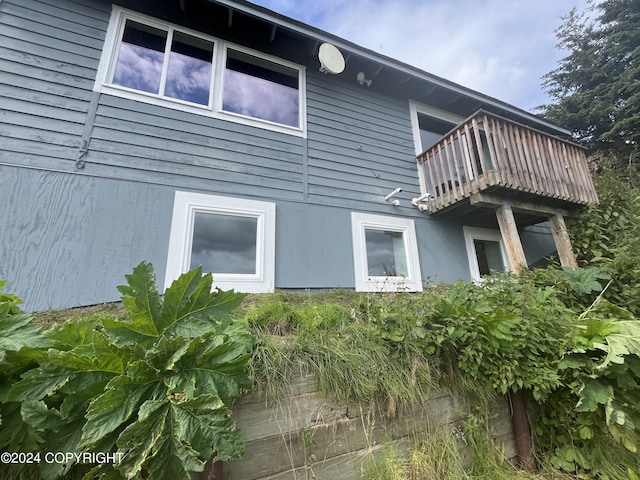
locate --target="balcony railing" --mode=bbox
[417,110,598,214]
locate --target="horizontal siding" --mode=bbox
[306,71,421,210]
[86,95,305,199]
[0,0,109,170]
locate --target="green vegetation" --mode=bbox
[540,0,640,159]
[0,263,252,480]
[2,170,640,480]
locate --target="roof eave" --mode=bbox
[209,0,571,137]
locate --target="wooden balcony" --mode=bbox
[417,110,598,220]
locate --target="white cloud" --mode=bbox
[249,0,589,112]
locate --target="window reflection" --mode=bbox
[166,32,214,105]
[223,50,299,127]
[365,229,407,276]
[190,213,258,274]
[473,239,505,276]
[113,20,166,94]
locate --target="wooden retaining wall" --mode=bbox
[224,374,516,479]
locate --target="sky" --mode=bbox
[247,0,591,113]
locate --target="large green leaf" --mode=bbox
[115,262,164,338]
[80,361,160,449]
[575,378,614,412]
[109,263,244,345]
[0,401,41,451]
[165,332,252,405]
[595,320,640,369]
[161,268,244,338]
[45,317,98,351]
[0,312,51,363]
[116,395,242,480]
[7,364,72,402]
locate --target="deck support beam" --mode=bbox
[495,205,528,274]
[549,213,578,269]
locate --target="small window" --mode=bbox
[223,49,300,127]
[165,192,276,293]
[351,213,422,292]
[463,227,509,281]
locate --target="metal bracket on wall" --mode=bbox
[75,91,101,170]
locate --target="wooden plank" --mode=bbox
[544,136,569,199]
[469,193,569,217]
[517,126,541,194]
[561,143,580,201]
[227,381,517,480]
[443,136,462,202]
[471,117,490,181]
[549,138,571,200]
[485,115,510,187]
[525,128,550,196]
[501,122,523,190]
[463,123,483,191]
[549,214,578,269]
[454,128,473,196]
[496,205,528,273]
[531,131,558,198]
[512,125,536,192]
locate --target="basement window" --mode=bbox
[463,226,508,281]
[351,213,423,292]
[164,192,276,293]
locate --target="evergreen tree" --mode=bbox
[540,0,640,160]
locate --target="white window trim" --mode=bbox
[409,101,466,155]
[165,191,276,293]
[409,101,468,196]
[351,213,423,292]
[95,7,306,137]
[463,226,509,281]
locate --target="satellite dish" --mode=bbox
[318,43,345,74]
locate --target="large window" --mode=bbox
[463,227,509,281]
[98,8,305,135]
[351,213,423,292]
[165,192,276,293]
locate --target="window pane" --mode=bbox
[113,20,167,94]
[418,114,454,151]
[365,229,407,276]
[223,50,299,127]
[474,239,505,276]
[190,213,257,274]
[165,32,214,105]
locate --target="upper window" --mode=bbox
[351,213,423,292]
[98,8,305,135]
[164,192,276,293]
[109,18,215,107]
[409,102,475,196]
[223,49,300,127]
[463,227,509,281]
[409,102,464,155]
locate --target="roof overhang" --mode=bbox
[163,0,571,137]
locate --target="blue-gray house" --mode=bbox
[0,0,598,311]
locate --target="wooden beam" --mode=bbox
[549,213,578,269]
[496,205,528,274]
[470,192,569,217]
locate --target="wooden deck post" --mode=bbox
[549,213,578,269]
[495,204,528,274]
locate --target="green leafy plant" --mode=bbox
[1,262,253,480]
